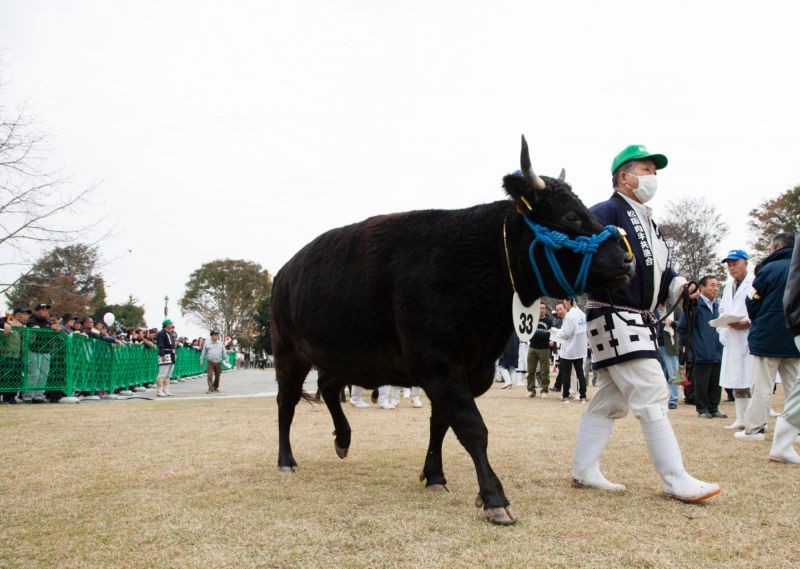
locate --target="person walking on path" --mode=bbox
[200,330,228,393]
[736,233,800,441]
[572,144,719,503]
[717,249,755,430]
[156,319,176,397]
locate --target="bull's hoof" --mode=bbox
[484,506,517,526]
[334,442,349,459]
[424,484,449,493]
[278,465,297,472]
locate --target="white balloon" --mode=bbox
[232,339,238,346]
[103,312,115,327]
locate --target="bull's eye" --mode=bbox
[564,212,580,224]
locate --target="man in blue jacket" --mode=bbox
[679,276,725,419]
[736,233,800,440]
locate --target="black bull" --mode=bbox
[271,139,634,525]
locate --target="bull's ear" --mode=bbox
[502,173,536,214]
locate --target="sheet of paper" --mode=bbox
[709,314,744,328]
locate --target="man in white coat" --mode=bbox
[553,298,589,404]
[717,250,755,430]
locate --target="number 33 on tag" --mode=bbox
[512,293,540,343]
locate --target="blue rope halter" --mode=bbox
[522,216,623,298]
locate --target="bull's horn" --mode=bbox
[558,168,566,181]
[520,135,546,190]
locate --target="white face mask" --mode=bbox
[626,174,658,203]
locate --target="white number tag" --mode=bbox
[512,293,540,343]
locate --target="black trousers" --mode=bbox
[558,357,586,399]
[689,361,722,414]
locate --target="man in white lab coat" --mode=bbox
[553,298,588,404]
[717,250,755,430]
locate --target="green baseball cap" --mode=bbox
[611,144,668,173]
[162,319,173,327]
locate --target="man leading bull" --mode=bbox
[570,144,720,503]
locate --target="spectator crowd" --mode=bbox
[0,303,236,403]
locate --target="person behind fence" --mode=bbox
[678,276,726,419]
[156,319,176,397]
[60,314,75,335]
[200,330,228,394]
[735,233,800,441]
[572,144,719,503]
[0,307,31,404]
[23,303,59,403]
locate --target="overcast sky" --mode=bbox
[2,1,799,339]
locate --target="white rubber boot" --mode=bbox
[768,417,800,465]
[723,397,749,430]
[572,413,626,492]
[349,385,370,408]
[410,386,423,408]
[641,415,720,503]
[378,385,395,409]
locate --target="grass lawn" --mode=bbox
[1,386,797,568]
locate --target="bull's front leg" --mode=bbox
[419,400,449,490]
[424,378,516,525]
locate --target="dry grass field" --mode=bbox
[1,386,798,568]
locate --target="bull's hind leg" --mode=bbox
[419,402,450,491]
[318,373,351,459]
[425,377,516,525]
[275,350,312,472]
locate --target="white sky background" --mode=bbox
[1,1,799,339]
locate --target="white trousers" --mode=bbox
[498,366,515,386]
[743,356,799,433]
[350,384,366,404]
[584,358,669,422]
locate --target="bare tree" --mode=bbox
[659,197,729,281]
[1,99,94,296]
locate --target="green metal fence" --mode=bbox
[0,328,235,395]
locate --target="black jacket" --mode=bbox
[678,297,723,363]
[747,245,799,357]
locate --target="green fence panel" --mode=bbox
[0,329,69,394]
[0,328,28,392]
